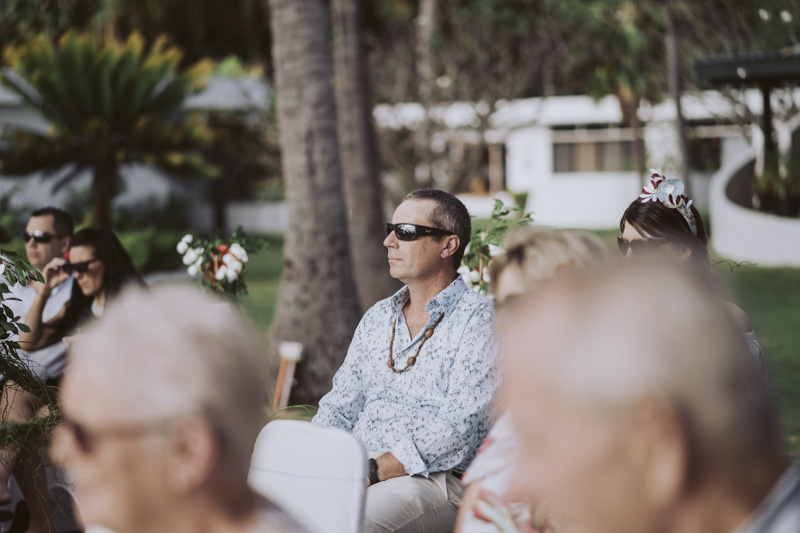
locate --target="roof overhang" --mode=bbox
[695,48,800,86]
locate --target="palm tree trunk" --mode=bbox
[331,0,401,311]
[415,0,438,188]
[267,0,362,405]
[92,156,115,229]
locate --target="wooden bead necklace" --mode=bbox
[387,313,445,373]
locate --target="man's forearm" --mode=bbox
[374,452,407,483]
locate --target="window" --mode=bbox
[551,125,640,173]
[553,140,638,173]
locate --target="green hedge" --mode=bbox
[116,227,185,273]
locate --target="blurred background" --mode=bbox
[0,0,798,454]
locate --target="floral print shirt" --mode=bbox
[313,275,499,477]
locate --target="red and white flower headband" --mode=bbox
[639,169,698,236]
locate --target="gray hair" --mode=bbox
[538,261,780,483]
[488,227,612,292]
[403,189,471,268]
[71,285,266,489]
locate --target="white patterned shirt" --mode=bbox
[313,275,499,477]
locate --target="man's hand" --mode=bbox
[371,452,407,485]
[41,257,69,294]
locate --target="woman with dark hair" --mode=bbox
[20,228,144,347]
[65,228,145,320]
[619,169,767,376]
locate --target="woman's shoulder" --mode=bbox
[724,301,753,333]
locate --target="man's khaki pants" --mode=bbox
[363,470,464,533]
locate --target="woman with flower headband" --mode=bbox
[455,226,613,533]
[619,169,767,376]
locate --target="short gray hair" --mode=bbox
[534,262,780,482]
[72,285,266,489]
[403,189,471,268]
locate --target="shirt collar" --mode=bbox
[390,275,468,318]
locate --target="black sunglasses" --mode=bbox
[63,257,100,275]
[22,230,65,244]
[617,237,668,255]
[385,223,454,241]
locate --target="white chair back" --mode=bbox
[249,420,366,533]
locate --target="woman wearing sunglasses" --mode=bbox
[21,228,144,349]
[619,169,767,376]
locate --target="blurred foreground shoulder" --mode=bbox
[725,301,753,333]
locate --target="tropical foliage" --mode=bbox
[0,250,58,451]
[0,31,217,228]
[460,200,533,296]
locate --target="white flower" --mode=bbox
[471,285,482,293]
[781,10,792,22]
[482,270,491,283]
[639,169,664,202]
[177,241,189,254]
[230,259,243,272]
[229,243,246,260]
[181,234,194,244]
[0,263,5,276]
[759,8,771,21]
[463,243,471,256]
[183,249,198,265]
[215,265,228,281]
[469,270,481,283]
[222,253,236,266]
[488,244,503,257]
[187,264,198,276]
[457,265,471,277]
[655,178,685,207]
[226,268,239,282]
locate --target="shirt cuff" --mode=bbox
[389,436,429,478]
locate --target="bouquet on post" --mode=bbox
[177,227,266,299]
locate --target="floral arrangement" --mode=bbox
[177,227,266,298]
[639,168,697,236]
[458,199,533,296]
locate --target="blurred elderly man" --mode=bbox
[504,262,798,533]
[51,286,307,533]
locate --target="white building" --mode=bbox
[375,90,785,228]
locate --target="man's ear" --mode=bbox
[163,421,219,495]
[630,398,688,509]
[441,235,460,259]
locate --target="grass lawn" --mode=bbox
[239,237,284,347]
[241,234,800,456]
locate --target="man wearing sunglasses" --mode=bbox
[5,207,75,361]
[313,190,499,533]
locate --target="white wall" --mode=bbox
[0,163,183,212]
[192,201,288,234]
[710,151,800,267]
[506,126,641,229]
